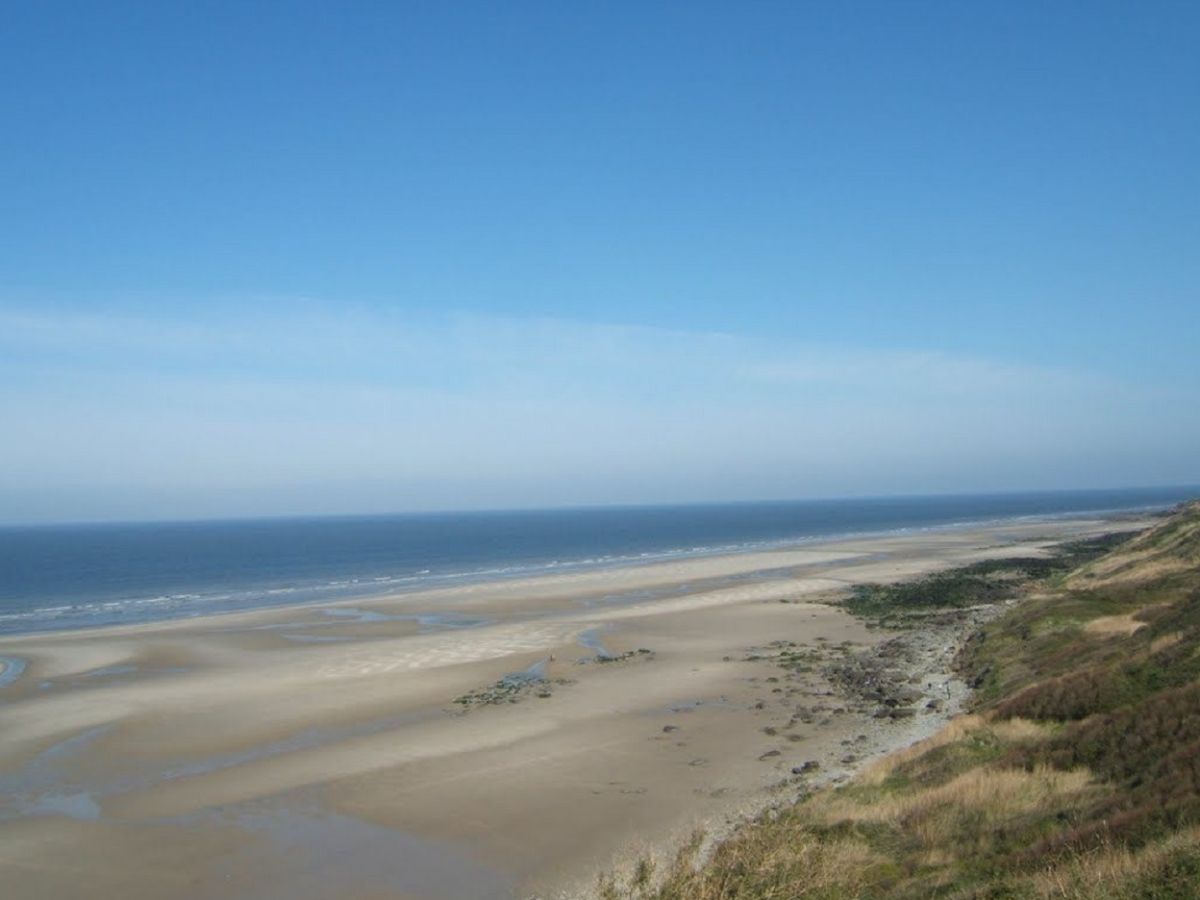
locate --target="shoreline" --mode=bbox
[0,502,1172,641]
[0,512,1160,900]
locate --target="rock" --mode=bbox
[662,725,679,733]
[758,750,782,760]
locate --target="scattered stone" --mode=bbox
[454,672,573,709]
[874,705,918,719]
[594,648,656,665]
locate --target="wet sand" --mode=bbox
[0,515,1153,899]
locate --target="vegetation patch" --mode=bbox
[844,534,1129,627]
[602,502,1200,899]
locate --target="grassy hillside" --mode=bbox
[604,502,1200,899]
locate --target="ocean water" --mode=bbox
[0,487,1194,636]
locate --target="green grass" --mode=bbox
[844,534,1131,626]
[603,503,1200,899]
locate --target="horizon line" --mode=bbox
[3,482,1196,530]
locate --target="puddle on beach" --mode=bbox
[0,655,27,689]
[187,801,514,900]
[34,663,190,693]
[281,633,352,643]
[0,704,442,826]
[297,607,493,632]
[3,723,511,898]
[320,606,393,623]
[82,664,140,678]
[576,626,614,661]
[501,659,548,686]
[152,705,440,784]
[0,723,114,822]
[403,612,492,632]
[582,583,695,609]
[24,790,102,820]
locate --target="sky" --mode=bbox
[1,1,1197,523]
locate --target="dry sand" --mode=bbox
[0,515,1153,899]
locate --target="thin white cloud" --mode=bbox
[0,299,1193,521]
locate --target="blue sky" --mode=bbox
[1,2,1197,522]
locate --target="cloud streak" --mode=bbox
[0,300,1194,522]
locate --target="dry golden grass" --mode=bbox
[1028,827,1200,899]
[817,765,1093,833]
[990,716,1054,742]
[1151,632,1184,653]
[1067,509,1200,588]
[1083,612,1147,636]
[617,754,1098,898]
[601,825,886,900]
[857,715,988,786]
[858,715,1049,787]
[1069,553,1186,588]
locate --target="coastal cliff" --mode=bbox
[606,500,1200,899]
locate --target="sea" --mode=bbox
[0,487,1195,636]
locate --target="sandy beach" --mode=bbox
[0,514,1154,899]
